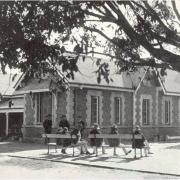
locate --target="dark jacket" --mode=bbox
[108,128,120,147]
[43,119,52,134]
[71,129,81,144]
[56,128,71,147]
[59,120,70,130]
[132,130,146,149]
[89,129,103,147]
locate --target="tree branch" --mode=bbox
[172,0,180,21]
[83,25,120,48]
[105,1,180,70]
[143,1,180,42]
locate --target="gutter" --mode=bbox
[70,83,134,92]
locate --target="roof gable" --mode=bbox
[0,73,22,96]
[159,69,180,95]
[11,54,147,94]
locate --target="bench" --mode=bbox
[166,135,180,142]
[42,134,81,156]
[88,133,145,158]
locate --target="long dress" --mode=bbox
[132,130,146,149]
[108,128,120,147]
[89,129,103,147]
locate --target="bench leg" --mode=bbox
[134,148,136,159]
[96,147,98,156]
[102,146,105,154]
[48,145,50,154]
[113,147,117,156]
[73,147,75,157]
[144,148,148,157]
[55,145,57,153]
[140,149,143,157]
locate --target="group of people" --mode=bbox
[43,114,153,156]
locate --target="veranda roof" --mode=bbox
[13,78,52,95]
[0,97,24,112]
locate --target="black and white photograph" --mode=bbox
[0,0,180,179]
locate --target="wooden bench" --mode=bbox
[88,133,145,158]
[42,134,81,156]
[166,135,180,142]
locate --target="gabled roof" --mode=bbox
[11,54,146,94]
[0,73,22,96]
[68,55,144,91]
[158,69,180,96]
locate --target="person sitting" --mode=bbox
[132,125,149,158]
[108,124,131,155]
[77,119,86,154]
[59,127,71,154]
[59,115,70,130]
[89,123,103,154]
[71,121,90,155]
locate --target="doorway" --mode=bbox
[0,113,6,137]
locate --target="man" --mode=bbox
[43,114,52,134]
[43,114,52,143]
[59,115,70,130]
[71,121,90,155]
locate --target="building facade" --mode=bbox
[0,56,180,142]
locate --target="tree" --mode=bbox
[0,1,180,82]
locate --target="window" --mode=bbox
[91,96,99,124]
[33,92,53,124]
[114,97,122,124]
[36,93,43,123]
[142,99,150,125]
[164,100,171,124]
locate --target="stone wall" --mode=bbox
[135,71,180,139]
[24,94,35,125]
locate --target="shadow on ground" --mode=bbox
[0,141,46,153]
[165,144,180,150]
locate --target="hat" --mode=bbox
[93,123,100,130]
[61,115,67,120]
[78,120,84,124]
[135,125,141,130]
[46,114,51,118]
[63,127,68,131]
[112,124,118,129]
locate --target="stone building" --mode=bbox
[0,55,180,142]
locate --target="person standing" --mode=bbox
[43,114,52,143]
[43,114,52,134]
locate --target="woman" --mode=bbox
[108,124,131,155]
[89,123,103,154]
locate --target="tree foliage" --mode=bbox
[0,1,180,83]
